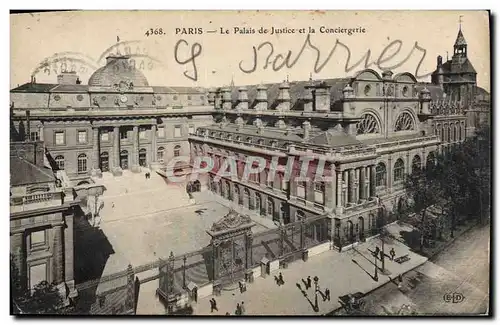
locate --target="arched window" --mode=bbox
[393,159,405,183]
[174,145,181,157]
[426,151,436,167]
[236,136,241,142]
[314,181,325,205]
[77,153,87,173]
[55,155,65,170]
[375,162,387,187]
[267,199,274,217]
[157,147,165,162]
[297,181,306,199]
[356,113,380,135]
[447,126,452,143]
[411,155,422,172]
[296,210,305,221]
[257,139,264,145]
[271,141,277,147]
[246,137,252,143]
[394,112,415,131]
[255,193,261,212]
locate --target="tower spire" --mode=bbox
[459,15,463,31]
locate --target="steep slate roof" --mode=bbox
[206,124,304,142]
[229,78,350,110]
[151,86,205,94]
[454,29,467,46]
[415,83,445,101]
[50,84,89,92]
[11,83,58,93]
[442,59,477,74]
[10,156,55,186]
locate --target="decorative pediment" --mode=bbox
[210,209,253,233]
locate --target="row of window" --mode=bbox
[53,145,183,171]
[356,111,416,135]
[435,123,464,143]
[52,125,195,146]
[374,154,428,187]
[195,131,283,150]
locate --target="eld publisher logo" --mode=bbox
[443,292,465,303]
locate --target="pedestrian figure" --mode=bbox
[225,312,230,316]
[325,288,331,301]
[278,272,284,285]
[390,248,396,261]
[235,303,241,315]
[374,246,380,257]
[240,302,245,315]
[211,298,218,312]
[307,275,312,290]
[112,202,115,208]
[209,299,215,313]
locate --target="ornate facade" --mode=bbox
[10,141,79,304]
[10,56,214,185]
[188,26,487,248]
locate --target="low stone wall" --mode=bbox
[307,241,331,257]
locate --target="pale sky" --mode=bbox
[10,10,490,92]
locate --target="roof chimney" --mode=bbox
[255,84,268,111]
[237,87,249,110]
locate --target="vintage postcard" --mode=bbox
[9,10,491,316]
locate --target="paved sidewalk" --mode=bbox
[191,237,427,316]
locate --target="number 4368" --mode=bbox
[145,28,164,36]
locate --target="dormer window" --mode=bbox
[402,86,409,97]
[364,84,371,96]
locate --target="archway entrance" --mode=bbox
[100,152,109,172]
[120,150,129,170]
[139,148,147,167]
[208,210,256,290]
[358,217,365,241]
[347,220,354,243]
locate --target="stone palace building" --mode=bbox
[190,26,489,246]
[10,25,490,302]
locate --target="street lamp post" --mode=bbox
[313,276,319,312]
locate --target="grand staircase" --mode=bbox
[92,169,193,224]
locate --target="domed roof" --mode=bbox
[88,56,149,87]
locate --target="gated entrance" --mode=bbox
[207,209,255,293]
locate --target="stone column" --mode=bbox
[38,123,44,141]
[64,215,75,294]
[91,127,102,177]
[245,231,254,283]
[330,167,337,209]
[387,157,393,192]
[52,224,64,284]
[348,169,355,204]
[370,165,376,197]
[150,124,162,171]
[112,126,122,176]
[336,170,342,212]
[11,232,25,290]
[131,125,141,173]
[151,125,157,163]
[359,167,365,200]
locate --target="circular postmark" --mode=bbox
[31,51,99,82]
[31,40,166,84]
[97,40,166,74]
